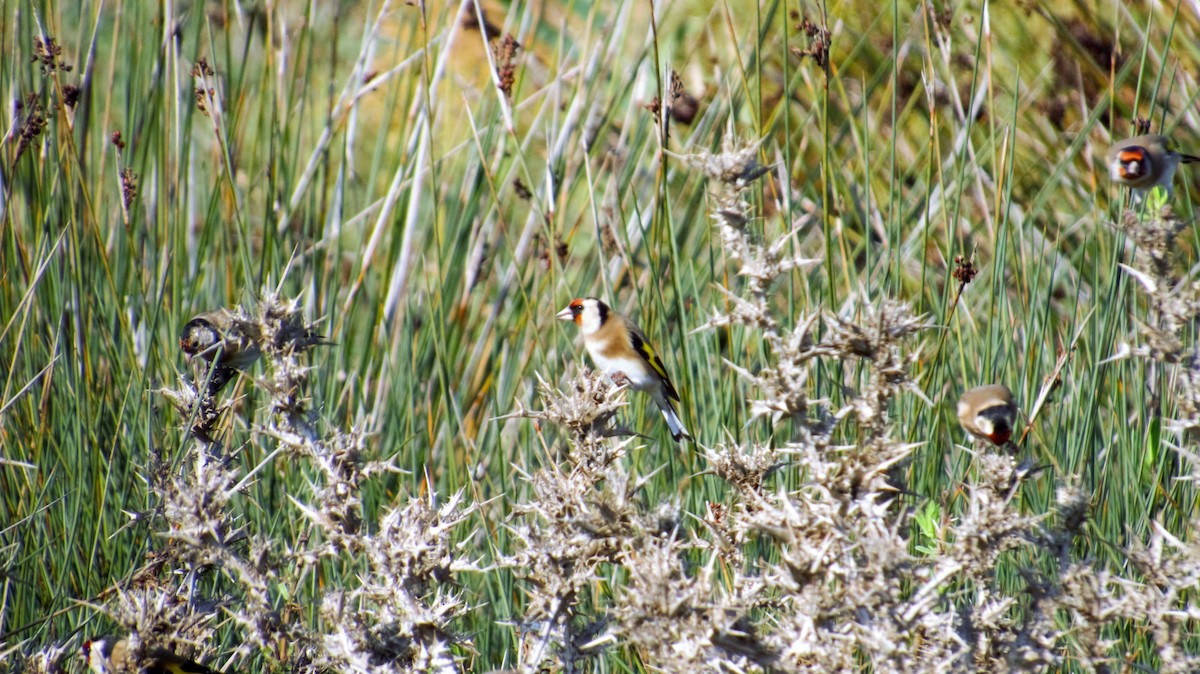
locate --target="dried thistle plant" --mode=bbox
[607,533,775,670]
[500,366,692,671]
[500,366,635,462]
[315,492,480,674]
[56,295,478,674]
[1110,205,1200,435]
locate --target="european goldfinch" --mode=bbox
[956,385,1019,447]
[1108,134,1200,197]
[179,310,261,372]
[556,297,690,442]
[83,636,218,674]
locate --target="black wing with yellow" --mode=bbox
[144,650,219,674]
[628,328,680,401]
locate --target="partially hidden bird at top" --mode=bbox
[1108,133,1200,197]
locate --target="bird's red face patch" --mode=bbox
[1117,148,1150,180]
[569,298,584,324]
[987,429,1012,446]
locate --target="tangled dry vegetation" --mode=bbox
[496,149,1200,672]
[14,165,1200,674]
[13,296,480,674]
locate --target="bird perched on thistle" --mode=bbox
[179,309,263,396]
[557,297,690,442]
[179,309,263,373]
[957,385,1019,448]
[1108,134,1200,198]
[180,307,328,395]
[82,636,218,674]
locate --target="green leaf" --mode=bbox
[1148,185,1171,210]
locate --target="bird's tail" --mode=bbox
[655,394,690,443]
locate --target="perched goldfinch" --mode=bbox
[956,385,1019,447]
[556,297,690,442]
[1108,134,1200,196]
[179,310,261,372]
[82,636,217,674]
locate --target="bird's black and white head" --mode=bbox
[970,405,1013,445]
[179,317,221,361]
[556,297,609,336]
[1108,134,1186,193]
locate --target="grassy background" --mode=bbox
[1,0,1198,668]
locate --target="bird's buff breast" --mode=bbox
[589,351,656,391]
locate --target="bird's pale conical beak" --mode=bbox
[555,307,574,321]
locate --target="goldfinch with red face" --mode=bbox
[1108,134,1200,197]
[82,636,217,674]
[557,298,690,442]
[957,385,1019,447]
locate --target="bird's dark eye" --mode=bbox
[572,305,582,314]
